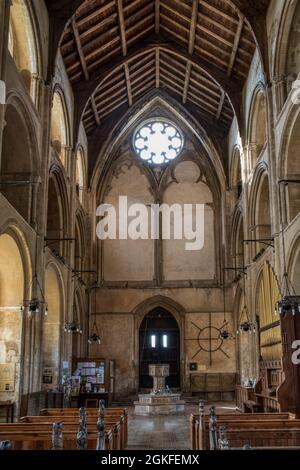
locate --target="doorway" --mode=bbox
[139,308,180,390]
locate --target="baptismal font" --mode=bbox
[134,364,185,415]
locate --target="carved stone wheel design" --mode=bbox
[186,313,230,365]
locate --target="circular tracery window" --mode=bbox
[133,119,184,165]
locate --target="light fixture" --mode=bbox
[219,273,234,341]
[275,295,300,316]
[21,274,48,316]
[88,320,101,345]
[236,258,256,335]
[236,305,257,335]
[88,290,101,345]
[275,182,300,317]
[64,320,83,334]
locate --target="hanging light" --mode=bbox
[275,192,300,317]
[275,296,300,316]
[219,278,234,341]
[64,319,83,334]
[88,289,100,344]
[88,319,101,344]
[22,297,48,316]
[236,305,257,335]
[21,238,48,316]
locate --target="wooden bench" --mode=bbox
[190,412,299,450]
[21,416,124,450]
[0,406,127,450]
[38,407,128,447]
[0,426,114,450]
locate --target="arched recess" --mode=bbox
[42,263,64,390]
[0,227,31,415]
[280,107,300,224]
[230,146,243,203]
[272,0,298,113]
[50,88,70,168]
[1,96,38,224]
[247,87,267,168]
[47,168,69,257]
[133,296,185,392]
[76,147,86,205]
[91,95,226,196]
[8,0,41,103]
[139,308,180,389]
[249,166,272,259]
[285,1,300,95]
[256,262,282,362]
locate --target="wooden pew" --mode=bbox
[190,411,300,450]
[19,418,123,450]
[0,406,127,450]
[38,407,128,447]
[0,426,114,450]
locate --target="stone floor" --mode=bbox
[126,402,237,450]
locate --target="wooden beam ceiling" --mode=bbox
[58,0,262,136]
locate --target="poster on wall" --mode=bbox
[0,363,15,392]
[42,367,53,384]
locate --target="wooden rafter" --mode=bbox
[71,17,89,80]
[91,95,101,126]
[124,63,133,106]
[155,48,160,88]
[228,15,244,76]
[189,0,198,55]
[216,89,225,120]
[155,0,160,35]
[116,0,127,57]
[183,61,192,104]
[182,0,199,105]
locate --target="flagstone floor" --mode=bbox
[126,402,237,450]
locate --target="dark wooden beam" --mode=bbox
[71,17,89,80]
[189,0,198,55]
[155,0,160,35]
[155,48,160,88]
[116,0,127,57]
[228,15,244,77]
[124,63,133,106]
[91,95,101,126]
[216,89,225,120]
[183,61,192,104]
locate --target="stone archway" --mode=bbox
[133,296,186,393]
[42,263,63,390]
[139,308,180,390]
[0,227,31,416]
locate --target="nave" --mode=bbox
[1,0,300,454]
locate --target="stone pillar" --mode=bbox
[272,75,287,117]
[31,80,53,393]
[0,0,11,170]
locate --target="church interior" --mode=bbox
[0,0,300,452]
